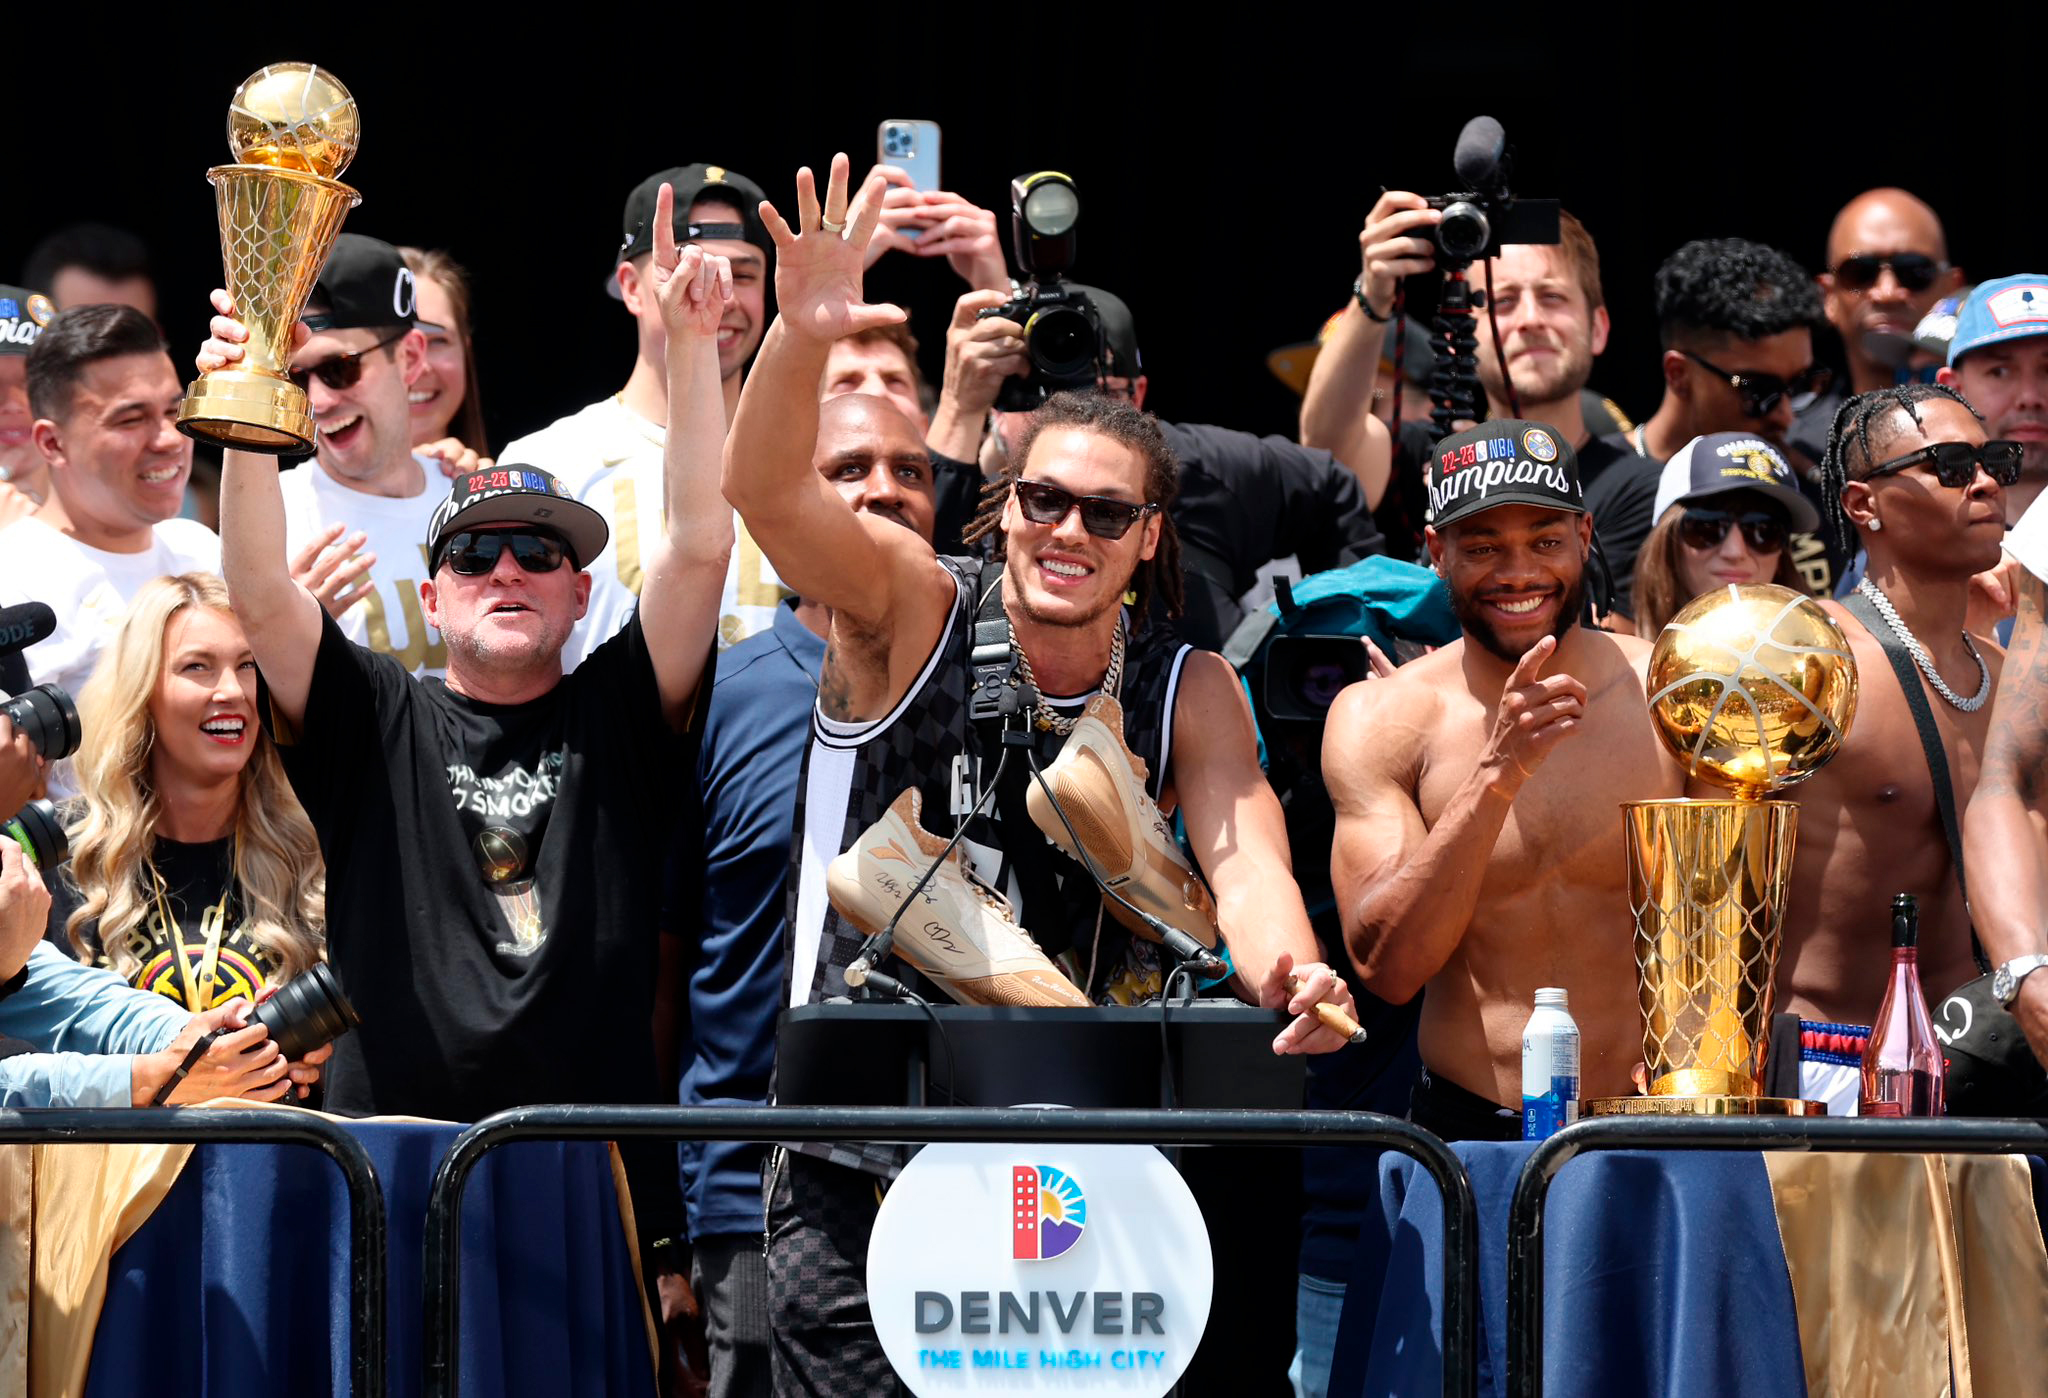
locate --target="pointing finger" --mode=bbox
[653,182,677,275]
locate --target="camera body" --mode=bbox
[1425,191,1562,262]
[980,281,1108,412]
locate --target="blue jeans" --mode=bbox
[1289,1273,1347,1398]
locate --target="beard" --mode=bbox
[1004,548,1137,631]
[1479,334,1594,411]
[1452,566,1588,663]
[443,610,574,677]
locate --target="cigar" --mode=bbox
[1286,974,1368,1045]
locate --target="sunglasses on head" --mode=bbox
[438,528,570,576]
[1863,439,2024,489]
[289,327,410,394]
[1677,508,1789,554]
[1682,351,1833,418]
[1011,478,1160,540]
[1830,253,1947,293]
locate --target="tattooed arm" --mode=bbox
[1963,567,2048,1065]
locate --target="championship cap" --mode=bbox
[425,464,609,574]
[1652,433,1820,532]
[0,287,56,356]
[1947,274,2048,366]
[304,235,418,332]
[1424,420,1585,529]
[609,163,772,298]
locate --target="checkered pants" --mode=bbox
[763,1148,905,1396]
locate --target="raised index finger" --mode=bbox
[652,181,677,273]
[1509,634,1557,688]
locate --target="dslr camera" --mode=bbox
[2,602,80,868]
[1425,116,1561,262]
[978,171,1110,412]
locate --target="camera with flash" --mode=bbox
[978,171,1110,412]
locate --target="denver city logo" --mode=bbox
[868,1143,1213,1394]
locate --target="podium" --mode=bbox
[776,1001,1307,1110]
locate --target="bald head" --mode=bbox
[1827,188,1949,267]
[813,393,937,541]
[1821,188,1962,393]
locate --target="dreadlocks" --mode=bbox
[960,392,1186,627]
[1818,381,1983,547]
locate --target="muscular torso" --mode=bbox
[1776,606,2000,1023]
[1403,634,1684,1105]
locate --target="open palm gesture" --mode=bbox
[651,181,735,341]
[760,153,908,343]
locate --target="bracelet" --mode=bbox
[1353,277,1392,324]
[149,1028,222,1107]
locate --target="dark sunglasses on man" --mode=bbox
[1829,253,1948,294]
[1862,439,2025,489]
[1677,509,1789,554]
[289,327,410,394]
[1681,351,1833,419]
[1012,479,1160,541]
[437,528,571,576]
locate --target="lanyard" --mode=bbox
[149,848,236,1013]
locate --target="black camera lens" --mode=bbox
[1435,200,1492,261]
[0,685,81,762]
[1026,305,1098,380]
[2,799,66,868]
[250,962,361,1061]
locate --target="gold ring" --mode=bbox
[819,215,846,234]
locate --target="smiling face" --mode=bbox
[408,274,469,445]
[998,426,1161,630]
[292,324,425,489]
[36,349,190,539]
[1475,243,1608,410]
[147,606,259,794]
[1845,398,2007,578]
[422,524,592,681]
[0,356,33,486]
[1427,503,1592,662]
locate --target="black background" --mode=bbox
[9,24,2044,452]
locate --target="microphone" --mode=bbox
[1452,116,1507,188]
[0,602,56,655]
[1131,906,1227,979]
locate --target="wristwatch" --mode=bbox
[1993,953,2048,1007]
[1352,277,1392,324]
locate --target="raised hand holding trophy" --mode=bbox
[177,63,361,454]
[1588,583,1859,1115]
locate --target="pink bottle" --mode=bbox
[1859,894,1945,1117]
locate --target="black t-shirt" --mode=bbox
[46,836,279,1010]
[259,610,690,1120]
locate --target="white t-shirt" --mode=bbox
[0,515,220,699]
[278,457,446,677]
[505,396,791,668]
[2006,494,2048,583]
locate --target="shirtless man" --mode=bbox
[1773,383,2008,1110]
[1326,421,1683,1140]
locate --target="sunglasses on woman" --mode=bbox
[289,327,410,393]
[1678,509,1790,554]
[438,529,569,576]
[1863,439,2024,489]
[1012,479,1160,540]
[1681,351,1832,418]
[1829,253,1947,293]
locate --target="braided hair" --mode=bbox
[1818,381,1982,547]
[961,392,1186,627]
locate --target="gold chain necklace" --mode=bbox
[1014,621,1125,734]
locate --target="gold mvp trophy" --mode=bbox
[1586,584,1859,1117]
[176,63,361,454]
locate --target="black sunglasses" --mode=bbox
[439,528,569,576]
[1681,351,1832,418]
[1863,439,2024,489]
[1677,508,1789,554]
[290,327,410,393]
[1012,479,1160,540]
[1830,253,1947,294]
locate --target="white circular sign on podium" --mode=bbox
[867,1142,1214,1394]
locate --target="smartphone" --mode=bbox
[877,119,942,193]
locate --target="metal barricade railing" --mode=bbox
[421,1105,1479,1398]
[1505,1114,2048,1398]
[0,1107,387,1398]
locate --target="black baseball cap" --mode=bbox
[0,286,55,356]
[1653,433,1821,532]
[425,464,609,574]
[1425,420,1586,529]
[1068,285,1141,378]
[609,163,772,299]
[304,235,417,332]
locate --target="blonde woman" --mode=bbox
[57,573,325,1007]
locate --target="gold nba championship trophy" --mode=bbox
[1586,584,1858,1116]
[176,63,361,454]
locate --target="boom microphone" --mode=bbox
[0,602,56,656]
[1452,116,1507,189]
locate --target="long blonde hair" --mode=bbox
[64,573,324,983]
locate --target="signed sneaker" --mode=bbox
[1025,693,1221,950]
[827,788,1090,1008]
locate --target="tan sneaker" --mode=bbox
[827,788,1090,1008]
[1025,693,1221,950]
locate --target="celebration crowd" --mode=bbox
[3,135,2048,1398]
